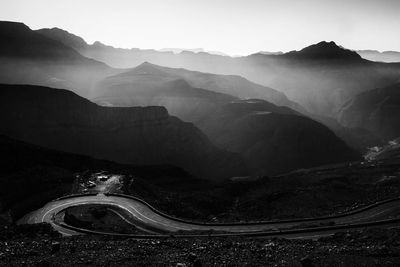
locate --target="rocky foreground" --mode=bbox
[1,224,400,266]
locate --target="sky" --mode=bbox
[1,0,400,56]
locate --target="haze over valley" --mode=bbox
[1,0,400,265]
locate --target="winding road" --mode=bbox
[18,194,400,239]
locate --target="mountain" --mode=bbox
[36,26,302,111]
[36,27,88,52]
[36,26,400,118]
[357,50,400,63]
[0,84,247,180]
[134,62,298,109]
[0,21,117,97]
[257,51,283,56]
[92,62,302,121]
[93,62,237,122]
[159,48,230,56]
[281,41,363,61]
[198,99,359,176]
[338,83,400,141]
[241,42,400,117]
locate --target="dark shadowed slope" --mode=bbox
[198,99,359,176]
[0,21,117,97]
[0,134,203,224]
[339,83,400,141]
[0,84,247,180]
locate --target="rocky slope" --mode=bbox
[339,83,400,141]
[0,84,247,180]
[2,225,400,266]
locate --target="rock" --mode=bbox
[50,241,61,254]
[300,255,314,267]
[69,246,76,254]
[193,259,202,267]
[36,260,50,267]
[187,252,197,262]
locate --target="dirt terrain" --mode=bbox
[1,224,400,266]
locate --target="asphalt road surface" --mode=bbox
[18,194,400,238]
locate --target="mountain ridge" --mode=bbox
[0,84,248,180]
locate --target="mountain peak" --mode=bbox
[115,61,171,77]
[283,41,362,61]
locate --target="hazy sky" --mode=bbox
[1,0,400,55]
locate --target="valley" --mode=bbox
[1,7,400,265]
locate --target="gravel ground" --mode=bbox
[2,225,400,266]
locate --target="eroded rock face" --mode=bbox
[0,84,247,180]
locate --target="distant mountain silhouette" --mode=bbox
[159,48,229,56]
[36,27,88,52]
[339,83,400,141]
[93,62,237,122]
[35,26,400,118]
[0,84,247,180]
[257,51,283,56]
[0,21,115,97]
[0,22,86,61]
[357,50,400,63]
[243,44,400,117]
[133,62,298,109]
[92,62,301,115]
[281,41,363,61]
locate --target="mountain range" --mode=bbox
[36,27,400,119]
[0,22,116,97]
[5,20,400,179]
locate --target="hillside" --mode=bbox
[339,83,400,141]
[198,99,359,176]
[0,84,247,180]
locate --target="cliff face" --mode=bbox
[0,84,247,180]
